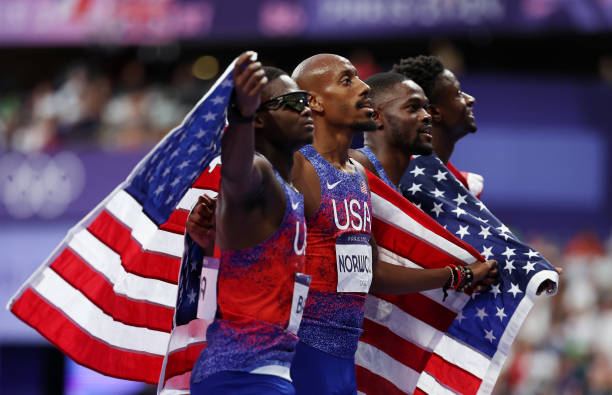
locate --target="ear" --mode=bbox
[307,93,324,113]
[254,112,265,129]
[428,104,442,123]
[372,109,384,130]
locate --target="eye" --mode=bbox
[341,76,352,86]
[405,104,421,112]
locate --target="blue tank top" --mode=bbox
[297,144,373,359]
[356,147,399,192]
[191,168,309,382]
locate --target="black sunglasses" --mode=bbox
[257,91,309,114]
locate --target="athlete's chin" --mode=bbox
[350,119,377,132]
[413,143,434,156]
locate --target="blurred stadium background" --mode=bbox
[1,0,611,394]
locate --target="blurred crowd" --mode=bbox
[0,51,387,154]
[0,60,211,152]
[495,232,612,395]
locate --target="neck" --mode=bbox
[432,125,456,165]
[255,139,294,182]
[365,140,411,187]
[312,119,355,169]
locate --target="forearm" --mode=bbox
[220,121,257,193]
[370,260,450,294]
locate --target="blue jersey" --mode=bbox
[356,147,399,192]
[297,145,373,359]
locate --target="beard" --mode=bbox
[411,140,434,155]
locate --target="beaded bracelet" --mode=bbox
[442,265,458,301]
[442,265,474,301]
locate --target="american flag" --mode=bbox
[355,154,558,395]
[8,58,234,387]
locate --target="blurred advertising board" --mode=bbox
[1,0,612,45]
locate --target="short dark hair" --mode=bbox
[365,72,407,106]
[260,66,289,101]
[392,56,444,102]
[263,66,287,83]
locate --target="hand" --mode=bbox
[232,51,268,117]
[536,266,563,295]
[186,194,217,254]
[469,260,499,293]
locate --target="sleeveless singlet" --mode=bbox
[357,147,399,192]
[191,168,309,382]
[297,145,373,359]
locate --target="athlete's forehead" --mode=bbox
[263,75,300,102]
[437,69,460,91]
[378,80,427,107]
[292,54,356,90]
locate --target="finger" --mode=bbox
[195,194,216,211]
[237,62,263,90]
[244,68,266,94]
[555,266,563,275]
[188,208,214,225]
[187,219,214,233]
[234,51,255,78]
[248,76,268,97]
[475,285,488,293]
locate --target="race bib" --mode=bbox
[287,272,311,335]
[197,257,219,321]
[335,233,373,293]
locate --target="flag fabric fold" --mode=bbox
[8,58,235,386]
[354,155,558,395]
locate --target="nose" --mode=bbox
[463,91,475,105]
[357,77,371,96]
[300,105,312,117]
[421,107,432,124]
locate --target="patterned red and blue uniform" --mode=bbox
[357,147,398,192]
[296,144,372,359]
[191,169,308,385]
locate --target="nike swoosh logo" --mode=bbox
[291,201,299,210]
[326,180,342,190]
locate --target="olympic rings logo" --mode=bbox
[0,151,85,219]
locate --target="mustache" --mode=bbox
[356,97,371,109]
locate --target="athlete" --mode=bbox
[188,52,313,395]
[393,55,484,197]
[290,54,498,394]
[349,71,434,191]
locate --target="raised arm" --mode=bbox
[220,51,268,201]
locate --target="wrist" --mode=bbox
[228,92,254,123]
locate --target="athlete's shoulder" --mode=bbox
[348,148,376,175]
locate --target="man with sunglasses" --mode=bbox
[288,55,498,395]
[189,52,314,395]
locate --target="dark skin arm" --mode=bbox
[220,51,267,200]
[370,246,499,294]
[215,51,286,250]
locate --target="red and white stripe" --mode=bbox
[8,154,221,385]
[356,172,489,395]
